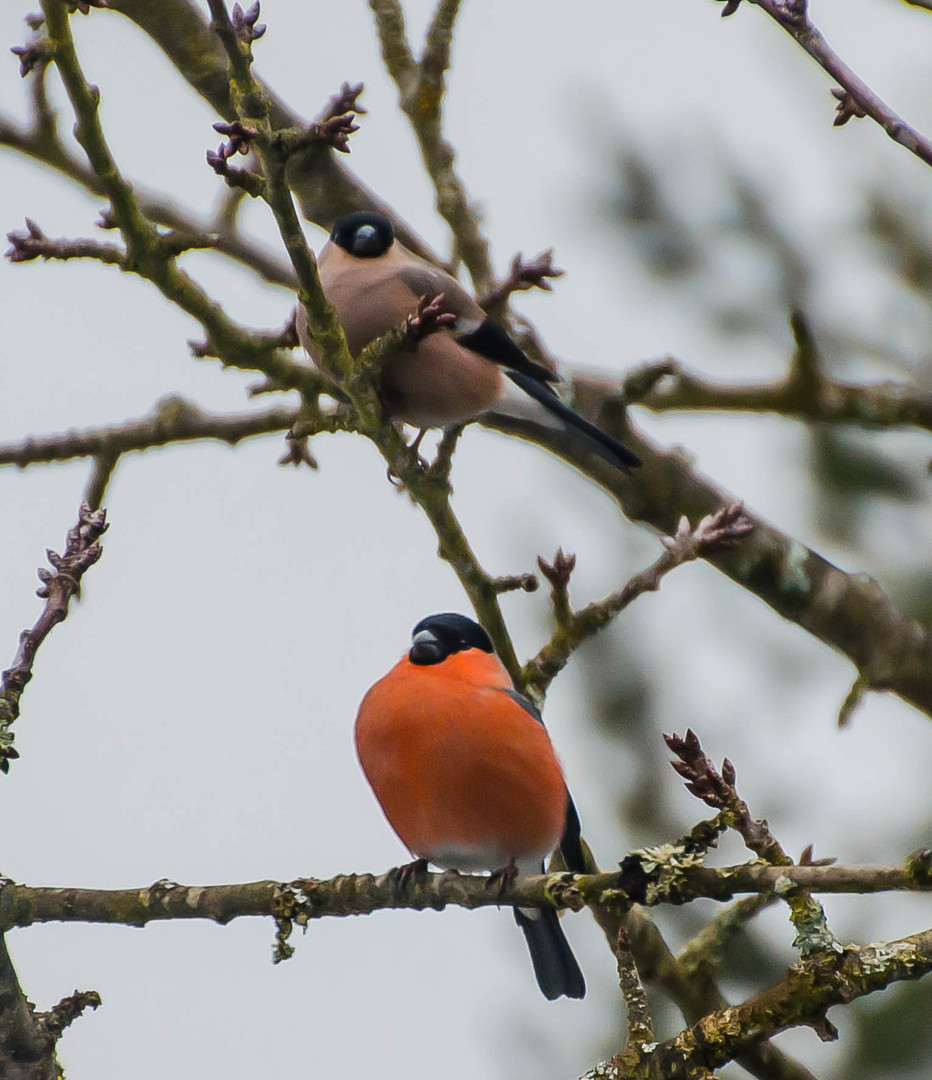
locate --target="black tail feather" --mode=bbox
[505,368,641,472]
[514,906,586,1000]
[503,367,639,468]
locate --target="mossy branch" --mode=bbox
[1,857,929,933]
[369,0,493,293]
[36,1,314,388]
[622,356,932,433]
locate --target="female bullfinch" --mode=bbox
[354,612,586,1000]
[296,212,641,472]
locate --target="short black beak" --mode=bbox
[409,629,442,665]
[351,224,382,256]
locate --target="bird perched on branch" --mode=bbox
[354,612,586,1000]
[296,211,641,471]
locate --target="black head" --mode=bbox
[408,613,494,666]
[330,212,394,258]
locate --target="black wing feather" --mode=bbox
[456,319,557,386]
[502,689,586,874]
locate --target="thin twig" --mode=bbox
[369,0,493,292]
[0,398,301,469]
[5,219,126,265]
[718,0,932,168]
[666,730,838,960]
[523,505,753,699]
[0,504,109,772]
[479,249,565,322]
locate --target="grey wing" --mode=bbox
[397,260,485,332]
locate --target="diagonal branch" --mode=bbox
[717,0,932,168]
[483,399,932,720]
[0,108,297,286]
[103,0,436,258]
[666,730,837,958]
[641,927,932,1077]
[522,505,753,699]
[34,0,319,390]
[369,0,494,293]
[0,931,100,1079]
[0,504,108,772]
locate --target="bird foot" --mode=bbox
[388,857,429,900]
[405,427,431,471]
[487,859,519,899]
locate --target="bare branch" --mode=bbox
[34,1,317,390]
[665,730,837,957]
[0,107,296,286]
[483,395,932,721]
[716,0,932,168]
[5,218,125,266]
[480,249,565,321]
[0,398,301,469]
[369,0,494,292]
[523,505,753,699]
[613,927,654,1056]
[622,356,932,433]
[0,934,96,1079]
[646,927,932,1075]
[103,0,435,258]
[0,504,109,772]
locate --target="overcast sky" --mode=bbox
[2,1,932,1077]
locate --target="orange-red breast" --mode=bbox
[355,612,585,1000]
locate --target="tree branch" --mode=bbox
[0,398,300,468]
[612,927,654,1064]
[0,931,100,1079]
[34,1,319,390]
[0,107,297,287]
[102,0,437,259]
[622,356,932,433]
[523,505,753,699]
[645,927,932,1076]
[666,730,837,958]
[0,503,108,773]
[1,855,929,933]
[369,0,494,292]
[482,401,932,720]
[718,0,932,168]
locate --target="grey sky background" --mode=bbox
[2,1,932,1077]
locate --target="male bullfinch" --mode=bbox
[354,612,586,1000]
[296,212,641,472]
